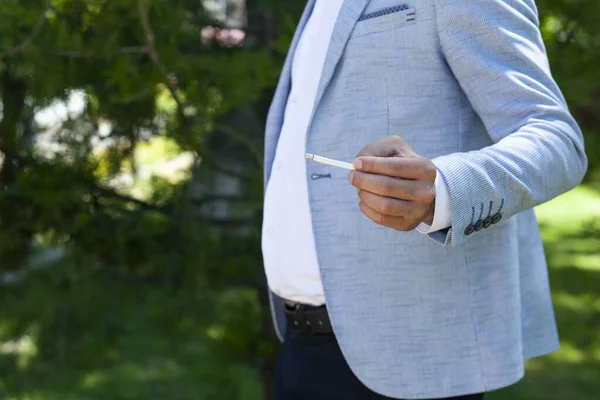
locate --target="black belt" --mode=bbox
[283,300,333,335]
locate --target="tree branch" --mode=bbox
[94,184,253,226]
[0,4,50,59]
[135,0,264,173]
[192,194,248,206]
[48,46,150,58]
[136,0,189,133]
[201,152,254,181]
[92,186,165,213]
[201,216,255,227]
[213,124,263,167]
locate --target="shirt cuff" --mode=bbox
[416,169,452,234]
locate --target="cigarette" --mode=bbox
[305,153,355,171]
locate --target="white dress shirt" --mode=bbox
[262,0,452,306]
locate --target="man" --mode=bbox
[262,0,587,399]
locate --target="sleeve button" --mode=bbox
[464,224,475,236]
[474,220,484,232]
[483,217,493,229]
[492,214,503,224]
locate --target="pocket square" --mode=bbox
[358,4,415,22]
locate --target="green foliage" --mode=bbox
[536,0,600,179]
[0,0,285,398]
[0,0,598,399]
[0,254,265,400]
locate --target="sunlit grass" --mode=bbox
[535,185,600,231]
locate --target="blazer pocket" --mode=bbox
[352,6,417,38]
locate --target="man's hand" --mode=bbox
[348,136,437,231]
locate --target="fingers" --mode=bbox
[353,156,436,181]
[349,171,435,203]
[356,135,414,158]
[351,136,436,231]
[358,198,417,231]
[358,190,411,217]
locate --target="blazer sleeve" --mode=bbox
[428,0,588,246]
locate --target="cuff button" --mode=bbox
[474,220,484,232]
[464,224,475,236]
[483,217,493,229]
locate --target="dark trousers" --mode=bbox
[275,329,485,400]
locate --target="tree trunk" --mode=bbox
[0,64,33,268]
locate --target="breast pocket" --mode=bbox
[352,5,417,38]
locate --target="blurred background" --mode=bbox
[0,1,598,399]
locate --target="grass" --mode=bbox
[0,265,267,400]
[488,185,600,400]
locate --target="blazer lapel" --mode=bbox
[264,0,317,187]
[265,0,371,186]
[312,0,371,113]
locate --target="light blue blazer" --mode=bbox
[263,0,588,398]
